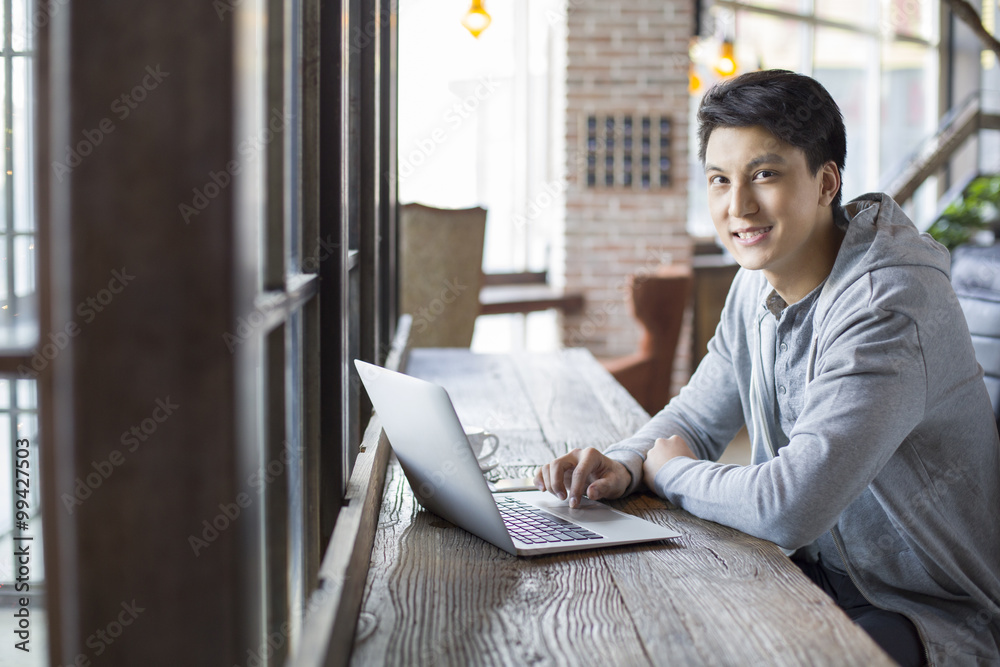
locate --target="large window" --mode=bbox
[232,1,400,656]
[688,0,941,236]
[397,0,566,351]
[0,0,41,614]
[30,1,397,663]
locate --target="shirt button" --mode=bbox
[778,385,787,395]
[779,342,788,352]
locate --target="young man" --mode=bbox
[536,70,1000,666]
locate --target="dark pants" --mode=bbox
[793,556,925,667]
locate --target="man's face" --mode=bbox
[704,125,838,284]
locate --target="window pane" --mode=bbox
[12,0,30,52]
[15,378,35,409]
[0,244,6,309]
[741,0,806,13]
[814,28,876,197]
[285,308,304,648]
[0,52,37,340]
[815,0,877,28]
[0,378,43,588]
[0,61,5,238]
[286,0,302,271]
[0,412,10,541]
[880,40,934,180]
[881,0,931,39]
[735,12,804,72]
[14,57,35,233]
[14,235,35,297]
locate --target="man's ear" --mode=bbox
[818,161,840,207]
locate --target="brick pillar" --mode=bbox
[561,1,694,388]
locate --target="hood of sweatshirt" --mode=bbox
[817,193,951,317]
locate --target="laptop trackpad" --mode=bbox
[518,490,633,523]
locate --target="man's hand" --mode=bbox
[642,436,696,490]
[534,447,631,509]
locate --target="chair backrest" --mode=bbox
[951,243,1000,429]
[631,266,693,359]
[602,265,692,415]
[400,203,487,348]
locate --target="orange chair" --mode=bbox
[602,266,692,416]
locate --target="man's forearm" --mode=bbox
[642,436,696,491]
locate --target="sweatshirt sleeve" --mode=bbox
[650,304,927,550]
[603,288,747,495]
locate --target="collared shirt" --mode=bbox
[767,286,819,449]
[764,284,846,573]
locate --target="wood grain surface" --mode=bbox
[294,318,411,667]
[349,349,893,666]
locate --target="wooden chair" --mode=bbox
[400,203,487,348]
[602,265,692,416]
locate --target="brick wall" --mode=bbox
[561,0,694,393]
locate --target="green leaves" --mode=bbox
[927,175,1000,251]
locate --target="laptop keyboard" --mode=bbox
[496,495,604,544]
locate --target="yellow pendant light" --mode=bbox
[714,39,737,77]
[689,63,702,94]
[462,0,492,39]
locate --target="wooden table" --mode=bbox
[349,349,892,666]
[479,271,585,316]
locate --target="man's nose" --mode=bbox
[728,182,757,219]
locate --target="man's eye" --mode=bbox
[754,170,776,180]
[709,175,728,186]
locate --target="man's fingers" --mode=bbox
[541,461,561,497]
[536,448,623,507]
[568,467,590,507]
[568,448,605,507]
[587,461,629,502]
[538,451,581,500]
[553,459,575,499]
[586,478,609,501]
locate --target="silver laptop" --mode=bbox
[355,360,681,556]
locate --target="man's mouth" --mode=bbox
[734,226,773,240]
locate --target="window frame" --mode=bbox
[32,0,398,663]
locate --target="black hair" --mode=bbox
[697,69,847,211]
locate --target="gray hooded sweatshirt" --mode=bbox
[604,194,1000,665]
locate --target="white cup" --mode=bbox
[463,426,500,472]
